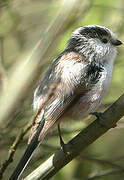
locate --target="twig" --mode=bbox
[0,123,31,180]
[82,155,124,169]
[84,169,124,180]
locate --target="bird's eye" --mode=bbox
[102,38,108,44]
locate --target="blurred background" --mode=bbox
[0,0,124,179]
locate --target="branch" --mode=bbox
[24,93,124,180]
[0,0,89,128]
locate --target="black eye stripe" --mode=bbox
[101,38,108,44]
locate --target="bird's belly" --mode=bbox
[64,71,112,121]
[63,94,99,121]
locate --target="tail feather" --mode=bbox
[9,118,45,180]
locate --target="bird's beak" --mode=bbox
[112,39,123,46]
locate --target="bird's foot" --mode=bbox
[58,124,68,154]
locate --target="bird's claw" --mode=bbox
[58,124,68,154]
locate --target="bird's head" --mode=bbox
[66,25,122,64]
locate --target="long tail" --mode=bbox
[9,118,45,180]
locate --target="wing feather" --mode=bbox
[29,52,91,142]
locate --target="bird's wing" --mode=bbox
[29,51,102,142]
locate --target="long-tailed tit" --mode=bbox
[9,25,122,180]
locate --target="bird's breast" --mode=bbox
[64,64,113,121]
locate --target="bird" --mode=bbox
[9,25,122,180]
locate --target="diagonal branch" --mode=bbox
[0,0,90,128]
[24,93,124,180]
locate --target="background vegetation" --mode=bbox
[0,0,124,179]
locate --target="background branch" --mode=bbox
[0,0,90,128]
[84,169,124,180]
[0,37,8,91]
